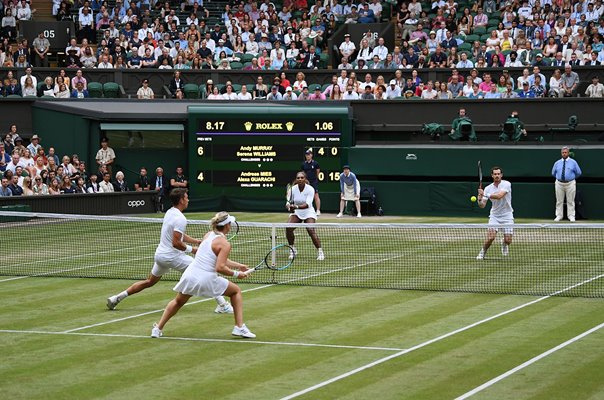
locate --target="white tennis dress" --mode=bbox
[291,183,317,220]
[173,231,229,298]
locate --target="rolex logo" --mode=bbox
[286,122,294,132]
[244,121,253,131]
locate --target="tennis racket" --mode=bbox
[285,182,293,210]
[243,244,295,275]
[226,220,239,241]
[477,160,483,190]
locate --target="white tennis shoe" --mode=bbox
[317,249,325,261]
[476,249,485,260]
[232,324,256,338]
[357,213,362,218]
[336,213,343,218]
[151,323,162,338]
[214,302,234,314]
[501,241,509,256]
[316,210,321,216]
[106,296,119,310]
[289,246,297,259]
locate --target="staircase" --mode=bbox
[33,0,55,21]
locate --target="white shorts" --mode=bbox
[488,216,514,235]
[173,268,229,298]
[151,252,194,277]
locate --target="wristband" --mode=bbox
[185,245,193,253]
[232,270,240,278]
[295,204,298,209]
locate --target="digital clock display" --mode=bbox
[188,105,351,210]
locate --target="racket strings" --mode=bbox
[265,245,293,270]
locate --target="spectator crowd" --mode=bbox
[0,0,603,99]
[0,124,182,211]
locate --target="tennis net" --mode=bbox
[1,211,603,298]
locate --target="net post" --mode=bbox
[271,225,277,265]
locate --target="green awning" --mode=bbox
[100,123,184,131]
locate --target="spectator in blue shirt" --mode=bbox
[518,81,535,98]
[358,3,376,23]
[552,146,582,222]
[0,177,12,196]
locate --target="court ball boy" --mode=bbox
[476,166,513,260]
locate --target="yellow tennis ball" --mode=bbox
[470,196,477,202]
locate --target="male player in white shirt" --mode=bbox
[476,166,514,260]
[107,188,232,313]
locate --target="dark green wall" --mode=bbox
[32,107,91,162]
[348,147,604,178]
[363,181,603,219]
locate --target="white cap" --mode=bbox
[390,79,396,85]
[217,214,236,226]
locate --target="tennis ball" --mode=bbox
[470,196,477,202]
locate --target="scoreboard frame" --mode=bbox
[187,104,352,210]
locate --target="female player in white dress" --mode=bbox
[285,171,324,260]
[151,212,255,338]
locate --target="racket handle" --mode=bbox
[242,268,256,276]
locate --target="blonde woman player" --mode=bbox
[151,212,255,338]
[285,171,324,261]
[107,188,233,314]
[476,166,514,260]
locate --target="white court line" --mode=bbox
[0,254,156,284]
[455,321,604,399]
[0,329,404,352]
[63,254,407,333]
[63,283,276,333]
[279,274,604,400]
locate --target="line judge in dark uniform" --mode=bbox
[301,149,321,215]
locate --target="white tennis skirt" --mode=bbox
[343,184,357,201]
[173,268,229,298]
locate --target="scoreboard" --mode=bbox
[187,105,352,209]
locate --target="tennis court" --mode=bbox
[1,212,603,399]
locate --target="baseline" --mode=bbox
[0,329,405,352]
[455,320,604,399]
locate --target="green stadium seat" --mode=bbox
[103,82,120,98]
[487,26,498,33]
[241,53,255,63]
[488,18,500,27]
[183,83,200,99]
[246,83,255,92]
[319,53,329,68]
[230,62,243,70]
[88,82,103,98]
[321,83,331,92]
[480,34,491,42]
[465,34,479,43]
[243,61,252,69]
[458,43,472,51]
[199,85,207,98]
[6,94,22,98]
[231,83,242,92]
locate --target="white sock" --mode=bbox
[117,290,129,301]
[215,296,227,306]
